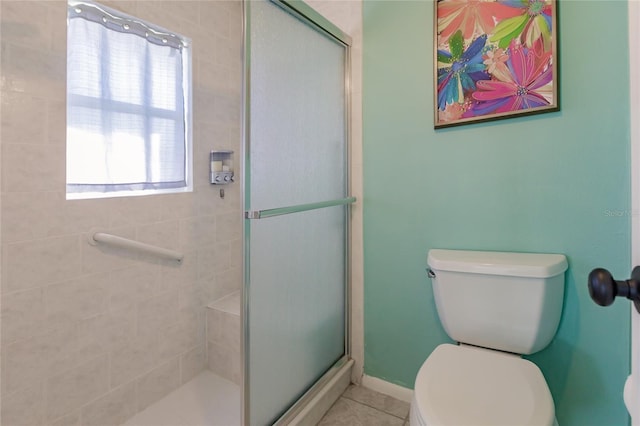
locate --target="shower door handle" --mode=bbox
[588,266,640,313]
[245,197,356,219]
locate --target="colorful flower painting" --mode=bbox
[435,0,558,128]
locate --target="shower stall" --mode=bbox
[0,0,354,425]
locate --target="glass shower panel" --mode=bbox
[248,207,346,426]
[248,0,346,211]
[246,1,349,425]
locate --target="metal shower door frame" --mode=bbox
[241,1,354,425]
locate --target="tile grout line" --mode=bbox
[340,395,408,420]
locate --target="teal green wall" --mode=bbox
[362,1,631,424]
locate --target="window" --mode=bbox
[66,1,192,199]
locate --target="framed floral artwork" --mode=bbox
[435,0,559,128]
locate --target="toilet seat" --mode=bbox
[412,344,555,426]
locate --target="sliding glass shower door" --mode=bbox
[244,1,352,425]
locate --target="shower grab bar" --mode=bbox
[245,196,356,219]
[90,232,184,262]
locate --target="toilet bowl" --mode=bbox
[411,344,554,426]
[410,250,567,426]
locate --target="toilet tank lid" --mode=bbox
[427,249,568,278]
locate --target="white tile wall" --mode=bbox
[80,382,138,426]
[0,1,243,425]
[1,383,46,426]
[207,340,242,386]
[45,354,110,421]
[206,292,241,385]
[180,345,207,384]
[135,359,181,412]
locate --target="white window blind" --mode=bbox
[66,1,191,197]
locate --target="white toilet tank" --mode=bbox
[427,249,568,355]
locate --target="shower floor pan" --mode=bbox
[122,370,240,426]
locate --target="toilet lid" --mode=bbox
[414,344,554,426]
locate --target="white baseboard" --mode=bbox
[361,374,413,403]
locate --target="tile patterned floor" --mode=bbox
[318,385,411,426]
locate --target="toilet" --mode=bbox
[410,249,568,426]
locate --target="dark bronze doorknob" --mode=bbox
[588,266,640,314]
